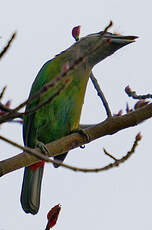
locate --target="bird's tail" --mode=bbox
[20,161,45,215]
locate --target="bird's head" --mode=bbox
[75,30,138,68]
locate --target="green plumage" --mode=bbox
[20,30,137,214]
[21,54,90,214]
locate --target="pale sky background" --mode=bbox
[0,0,152,229]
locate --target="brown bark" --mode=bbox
[0,103,151,177]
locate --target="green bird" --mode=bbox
[20,28,137,215]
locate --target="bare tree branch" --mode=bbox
[104,132,142,164]
[0,101,12,114]
[0,132,141,175]
[72,23,112,118]
[23,79,71,116]
[125,85,152,100]
[90,72,112,117]
[0,32,16,59]
[0,86,7,99]
[0,102,151,177]
[0,21,113,125]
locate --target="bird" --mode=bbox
[20,27,137,215]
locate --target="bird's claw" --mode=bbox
[36,140,50,156]
[77,129,91,143]
[71,129,90,150]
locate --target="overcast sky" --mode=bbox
[0,0,152,229]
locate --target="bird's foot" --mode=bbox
[36,140,50,156]
[71,128,91,149]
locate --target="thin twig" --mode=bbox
[103,149,118,161]
[23,79,71,116]
[0,77,71,123]
[102,21,113,34]
[0,102,12,113]
[125,85,152,100]
[14,21,113,113]
[0,102,149,176]
[92,21,113,52]
[72,24,112,117]
[104,132,142,166]
[0,86,7,100]
[0,32,16,59]
[0,134,59,164]
[0,22,113,125]
[18,21,113,112]
[0,81,68,120]
[90,72,112,117]
[0,130,141,174]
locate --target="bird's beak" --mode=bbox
[78,31,138,67]
[103,33,138,45]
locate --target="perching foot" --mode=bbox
[36,140,50,156]
[76,129,91,143]
[71,128,91,149]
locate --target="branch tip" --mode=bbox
[0,86,7,99]
[0,32,17,59]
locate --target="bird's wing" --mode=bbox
[23,60,53,147]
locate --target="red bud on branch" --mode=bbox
[72,26,81,41]
[45,204,61,230]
